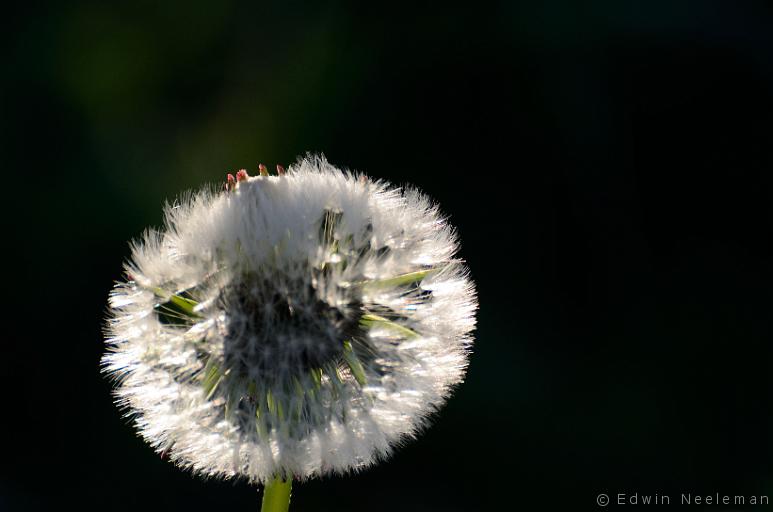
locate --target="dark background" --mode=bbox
[3,1,773,510]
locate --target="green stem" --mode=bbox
[261,476,292,512]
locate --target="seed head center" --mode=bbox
[221,273,363,384]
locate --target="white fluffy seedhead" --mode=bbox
[103,155,477,483]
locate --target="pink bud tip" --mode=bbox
[236,169,249,182]
[276,164,286,175]
[258,164,269,176]
[225,173,236,191]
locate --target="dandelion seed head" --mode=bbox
[103,155,477,482]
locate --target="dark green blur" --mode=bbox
[4,1,773,510]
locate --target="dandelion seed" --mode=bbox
[102,155,477,507]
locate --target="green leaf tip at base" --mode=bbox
[360,313,420,339]
[363,269,435,289]
[201,359,223,399]
[261,475,293,512]
[150,287,204,322]
[343,340,368,386]
[168,294,201,316]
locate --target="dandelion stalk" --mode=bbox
[261,476,292,512]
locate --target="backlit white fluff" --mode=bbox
[103,155,477,483]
